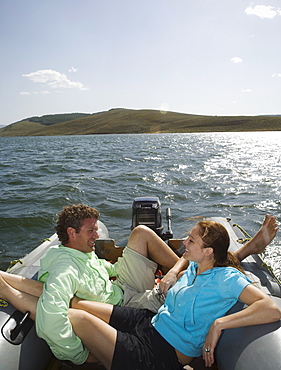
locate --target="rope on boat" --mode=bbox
[7,259,23,271]
[234,223,281,285]
[233,223,252,243]
[237,238,251,244]
[261,262,281,285]
[0,299,8,307]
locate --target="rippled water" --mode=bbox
[0,132,280,278]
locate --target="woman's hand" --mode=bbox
[202,284,281,367]
[202,320,222,367]
[159,256,189,296]
[159,270,178,296]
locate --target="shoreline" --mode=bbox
[1,108,281,137]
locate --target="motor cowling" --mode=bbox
[131,196,173,240]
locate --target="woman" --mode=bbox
[66,220,281,369]
[0,217,280,368]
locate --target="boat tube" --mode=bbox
[210,217,281,370]
[0,198,280,369]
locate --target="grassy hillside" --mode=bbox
[1,108,281,137]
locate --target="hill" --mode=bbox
[1,108,281,137]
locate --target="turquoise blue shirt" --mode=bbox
[152,261,251,357]
[35,245,123,364]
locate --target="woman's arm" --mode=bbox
[202,285,281,367]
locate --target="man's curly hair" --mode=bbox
[55,204,100,245]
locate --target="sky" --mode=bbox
[1,0,281,126]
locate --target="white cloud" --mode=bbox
[20,90,51,96]
[69,66,78,73]
[272,73,281,78]
[33,90,51,95]
[23,69,87,90]
[245,5,281,19]
[242,89,252,93]
[231,57,243,64]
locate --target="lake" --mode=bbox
[0,132,280,278]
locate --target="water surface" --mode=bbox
[0,132,280,278]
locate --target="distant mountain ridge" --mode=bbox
[1,108,281,137]
[27,113,91,126]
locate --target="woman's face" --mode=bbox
[182,225,207,263]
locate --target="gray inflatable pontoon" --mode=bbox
[211,217,281,370]
[0,205,280,370]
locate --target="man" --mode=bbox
[0,204,278,365]
[0,204,179,364]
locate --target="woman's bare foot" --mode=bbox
[0,274,37,320]
[236,215,278,261]
[0,274,10,301]
[0,270,43,298]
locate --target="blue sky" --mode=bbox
[1,0,281,125]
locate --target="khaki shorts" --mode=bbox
[114,247,165,313]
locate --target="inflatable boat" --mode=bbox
[0,197,280,370]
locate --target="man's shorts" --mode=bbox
[109,306,183,370]
[114,247,165,312]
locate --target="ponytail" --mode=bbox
[215,251,245,274]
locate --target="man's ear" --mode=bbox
[67,227,76,239]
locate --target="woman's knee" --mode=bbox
[69,308,89,330]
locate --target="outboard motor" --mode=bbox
[131,196,173,240]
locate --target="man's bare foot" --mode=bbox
[250,215,278,254]
[236,215,278,261]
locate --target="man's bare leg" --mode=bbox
[127,225,179,270]
[0,275,38,320]
[0,271,43,298]
[235,215,278,261]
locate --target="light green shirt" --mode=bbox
[35,245,123,364]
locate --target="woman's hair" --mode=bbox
[197,220,245,273]
[55,204,100,245]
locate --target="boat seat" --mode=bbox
[244,270,263,290]
[94,239,124,262]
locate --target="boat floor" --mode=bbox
[51,356,218,370]
[46,358,105,369]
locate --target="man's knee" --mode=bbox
[132,225,151,233]
[129,225,153,245]
[127,225,154,254]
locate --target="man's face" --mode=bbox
[70,218,99,253]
